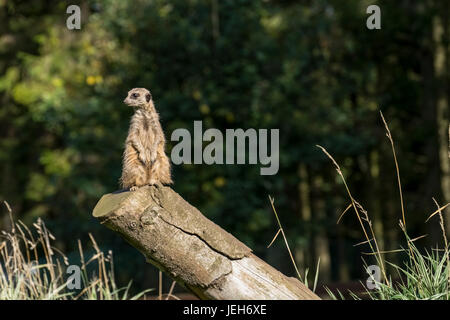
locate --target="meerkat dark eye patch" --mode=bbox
[131,93,139,99]
[146,93,152,102]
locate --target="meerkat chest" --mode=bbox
[130,111,159,142]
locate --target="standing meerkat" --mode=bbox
[120,88,172,190]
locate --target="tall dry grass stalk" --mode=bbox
[267,196,320,291]
[318,112,438,286]
[0,201,151,300]
[268,196,303,282]
[380,111,406,227]
[322,112,450,300]
[316,145,387,284]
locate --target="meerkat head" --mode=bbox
[123,88,153,109]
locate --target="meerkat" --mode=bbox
[120,88,172,191]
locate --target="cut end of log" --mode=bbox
[93,189,131,218]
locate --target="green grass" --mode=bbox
[366,234,449,300]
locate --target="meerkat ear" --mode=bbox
[146,93,152,102]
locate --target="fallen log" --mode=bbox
[92,184,320,300]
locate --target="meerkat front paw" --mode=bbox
[129,186,140,191]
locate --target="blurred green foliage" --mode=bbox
[1,0,449,292]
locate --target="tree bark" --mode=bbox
[92,184,320,300]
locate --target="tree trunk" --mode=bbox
[297,163,312,275]
[312,175,331,282]
[92,185,320,300]
[434,0,450,234]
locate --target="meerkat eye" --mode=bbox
[131,93,139,99]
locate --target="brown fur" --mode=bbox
[120,88,172,190]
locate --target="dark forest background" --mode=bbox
[1,0,449,294]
